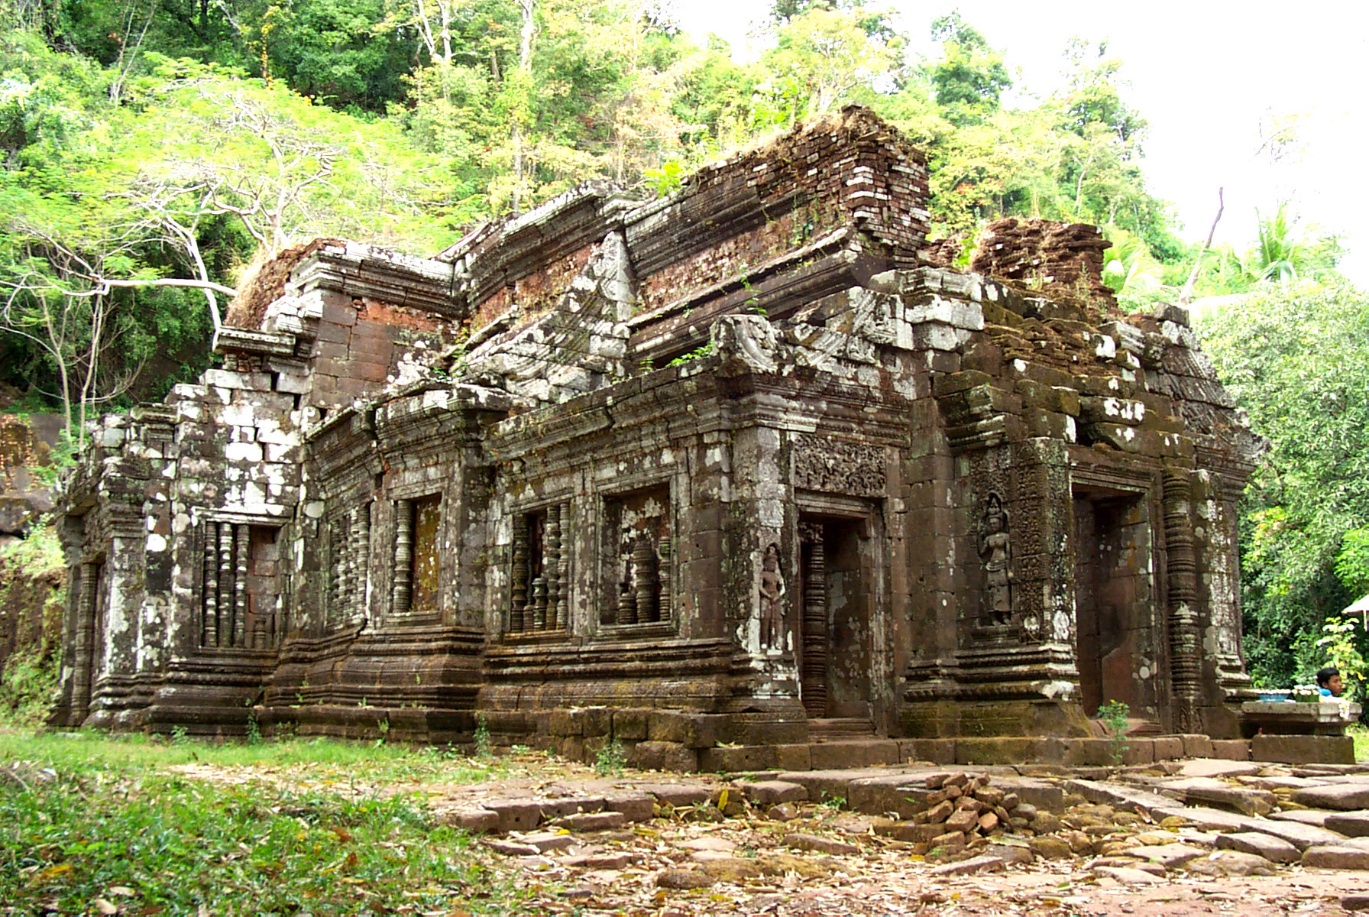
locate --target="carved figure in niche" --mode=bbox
[979,494,1013,627]
[759,542,786,649]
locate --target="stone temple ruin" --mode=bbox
[51,107,1270,768]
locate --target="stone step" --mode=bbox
[808,717,876,740]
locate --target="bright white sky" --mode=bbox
[673,0,1369,285]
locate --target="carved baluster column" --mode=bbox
[233,523,249,647]
[532,575,547,631]
[545,504,562,630]
[557,503,571,627]
[510,515,528,633]
[392,499,413,616]
[657,537,672,623]
[1164,471,1201,733]
[633,534,658,623]
[617,552,636,625]
[202,527,219,647]
[216,523,235,647]
[325,520,337,627]
[801,523,828,718]
[355,502,371,623]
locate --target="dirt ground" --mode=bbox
[168,754,1369,916]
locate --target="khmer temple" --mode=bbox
[51,107,1268,769]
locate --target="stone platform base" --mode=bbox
[1251,734,1356,765]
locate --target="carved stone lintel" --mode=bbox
[793,435,885,497]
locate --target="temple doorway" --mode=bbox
[1072,487,1158,722]
[798,513,875,726]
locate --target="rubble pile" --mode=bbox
[972,217,1115,306]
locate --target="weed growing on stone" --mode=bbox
[473,714,493,759]
[594,739,626,777]
[1096,699,1130,765]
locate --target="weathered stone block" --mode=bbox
[1209,739,1250,761]
[1252,734,1355,766]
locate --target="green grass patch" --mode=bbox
[1,770,520,914]
[0,730,544,914]
[0,728,525,785]
[1351,723,1368,763]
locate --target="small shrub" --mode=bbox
[1096,699,1130,765]
[473,714,492,759]
[594,739,626,777]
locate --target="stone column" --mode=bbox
[70,561,99,722]
[1164,470,1202,733]
[545,503,562,630]
[801,523,827,718]
[202,529,219,647]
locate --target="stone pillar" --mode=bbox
[801,523,827,718]
[1164,470,1202,734]
[70,561,99,722]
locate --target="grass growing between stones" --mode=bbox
[0,730,541,915]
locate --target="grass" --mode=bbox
[0,729,547,915]
[1351,723,1369,762]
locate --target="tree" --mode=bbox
[926,11,1009,127]
[1197,279,1369,686]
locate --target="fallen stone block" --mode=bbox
[783,832,860,855]
[656,869,714,889]
[1326,812,1369,837]
[735,778,808,806]
[484,798,543,833]
[1093,865,1162,884]
[439,807,499,833]
[1157,777,1276,816]
[1301,845,1369,869]
[1248,818,1350,851]
[562,852,639,869]
[1215,831,1300,863]
[554,811,626,831]
[1182,850,1277,877]
[929,854,1007,876]
[518,831,577,853]
[1121,843,1207,869]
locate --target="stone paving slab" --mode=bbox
[1240,818,1348,850]
[1156,776,1277,816]
[1149,804,1255,832]
[1063,778,1174,814]
[1216,831,1300,863]
[1174,759,1264,779]
[1120,842,1207,868]
[1326,812,1369,837]
[1292,783,1369,810]
[1269,808,1333,827]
